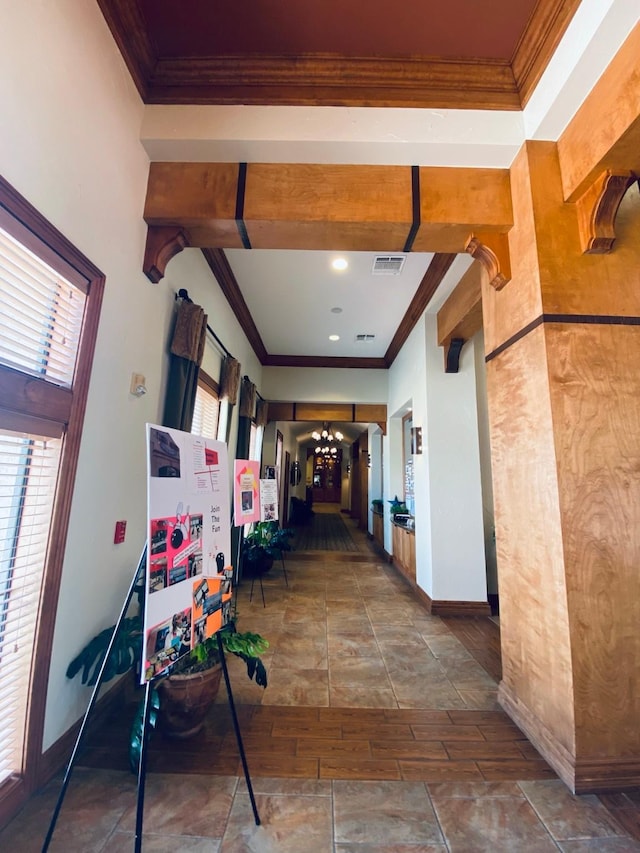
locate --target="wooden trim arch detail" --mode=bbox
[464,232,512,290]
[574,171,636,255]
[143,226,190,283]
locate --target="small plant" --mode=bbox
[371,498,384,513]
[173,623,269,687]
[243,521,294,564]
[388,495,409,517]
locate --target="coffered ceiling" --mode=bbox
[98,0,580,109]
[96,0,606,368]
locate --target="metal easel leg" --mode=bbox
[134,681,153,853]
[42,546,147,852]
[216,631,261,826]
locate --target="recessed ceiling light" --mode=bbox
[331,307,342,314]
[329,334,340,341]
[331,258,348,271]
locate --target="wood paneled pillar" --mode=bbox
[483,140,640,793]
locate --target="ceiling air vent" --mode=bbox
[372,255,406,275]
[355,334,376,342]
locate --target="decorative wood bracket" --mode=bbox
[143,226,190,283]
[574,171,635,254]
[464,231,511,290]
[445,338,465,373]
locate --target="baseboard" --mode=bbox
[391,576,491,618]
[38,673,133,788]
[430,600,492,617]
[499,682,640,793]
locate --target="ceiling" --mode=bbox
[97,0,584,367]
[97,0,581,109]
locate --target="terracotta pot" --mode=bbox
[157,664,222,738]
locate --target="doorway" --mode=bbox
[308,449,342,503]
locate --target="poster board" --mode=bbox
[143,424,233,682]
[234,459,260,525]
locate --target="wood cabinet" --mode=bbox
[392,522,415,585]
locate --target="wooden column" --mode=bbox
[483,140,640,792]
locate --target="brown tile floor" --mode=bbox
[2,510,640,850]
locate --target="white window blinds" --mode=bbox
[0,224,85,386]
[0,223,85,784]
[191,382,220,440]
[0,431,61,783]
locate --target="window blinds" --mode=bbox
[0,224,85,387]
[0,223,85,783]
[191,383,220,440]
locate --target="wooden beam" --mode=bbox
[557,21,640,202]
[143,163,513,257]
[266,401,387,427]
[437,261,484,347]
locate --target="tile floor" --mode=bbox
[2,511,640,851]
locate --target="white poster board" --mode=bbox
[143,424,232,682]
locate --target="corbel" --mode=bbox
[444,338,465,373]
[464,231,511,290]
[574,171,635,254]
[143,226,190,283]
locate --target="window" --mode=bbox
[0,177,103,822]
[191,372,220,440]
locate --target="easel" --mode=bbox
[42,546,260,852]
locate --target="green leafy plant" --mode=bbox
[242,521,294,564]
[388,495,408,516]
[66,580,145,686]
[172,624,269,687]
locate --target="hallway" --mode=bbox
[2,514,639,851]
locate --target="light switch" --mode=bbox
[130,373,147,396]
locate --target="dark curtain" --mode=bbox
[219,355,241,404]
[255,397,269,427]
[239,376,256,418]
[162,299,207,431]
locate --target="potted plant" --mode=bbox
[66,581,269,760]
[155,624,269,739]
[242,521,294,575]
[371,498,384,514]
[388,495,409,519]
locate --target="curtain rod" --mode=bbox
[176,288,233,359]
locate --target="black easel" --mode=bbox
[42,546,260,852]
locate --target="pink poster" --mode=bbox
[234,459,260,525]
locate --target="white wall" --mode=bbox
[261,366,387,402]
[423,317,487,602]
[387,313,487,603]
[0,0,164,748]
[0,1,264,751]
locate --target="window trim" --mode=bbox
[0,175,105,822]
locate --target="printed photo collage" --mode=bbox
[144,426,232,682]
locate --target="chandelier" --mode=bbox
[312,423,343,456]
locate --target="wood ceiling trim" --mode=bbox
[97,0,578,110]
[201,248,268,364]
[267,401,387,423]
[263,354,388,369]
[385,253,457,364]
[511,0,582,107]
[146,55,520,110]
[96,0,157,100]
